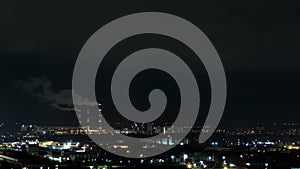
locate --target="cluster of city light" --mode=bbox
[287,145,300,150]
[39,141,80,150]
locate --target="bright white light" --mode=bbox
[183,154,188,160]
[229,163,236,167]
[265,163,269,167]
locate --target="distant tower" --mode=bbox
[146,123,154,135]
[77,103,103,135]
[98,103,103,132]
[76,108,91,134]
[86,109,91,134]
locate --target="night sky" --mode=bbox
[0,0,300,129]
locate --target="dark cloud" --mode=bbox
[14,76,99,112]
[14,76,74,111]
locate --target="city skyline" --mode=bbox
[1,0,300,168]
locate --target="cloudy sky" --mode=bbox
[0,0,300,128]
